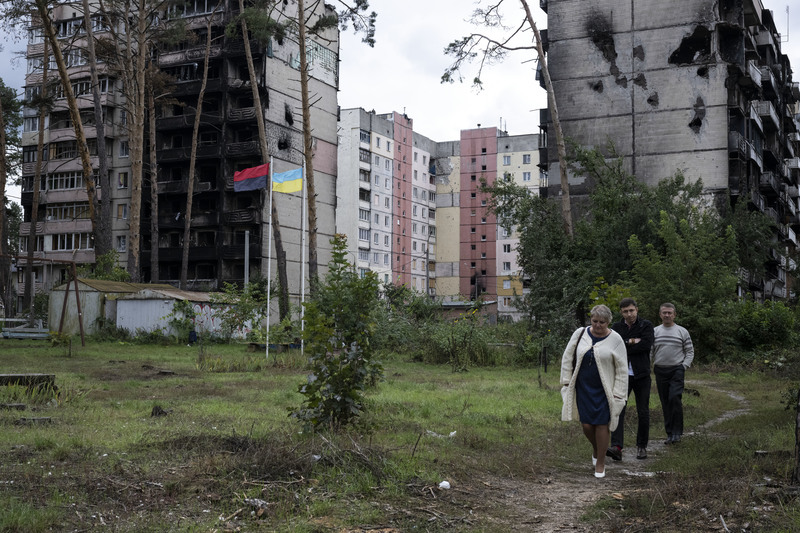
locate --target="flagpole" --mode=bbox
[265,156,274,360]
[300,159,306,358]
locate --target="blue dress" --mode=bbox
[575,328,611,425]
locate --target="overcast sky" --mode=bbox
[339,0,800,142]
[0,0,797,201]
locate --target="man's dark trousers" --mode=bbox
[610,374,651,449]
[654,365,685,437]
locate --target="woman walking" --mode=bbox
[560,305,628,478]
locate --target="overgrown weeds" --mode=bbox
[1,340,800,531]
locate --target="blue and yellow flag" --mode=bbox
[272,168,303,193]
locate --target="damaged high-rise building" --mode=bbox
[17,0,339,312]
[540,0,800,298]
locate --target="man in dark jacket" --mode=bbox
[606,298,654,460]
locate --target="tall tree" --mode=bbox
[0,79,22,317]
[95,0,173,281]
[25,38,49,324]
[231,0,374,308]
[180,7,219,289]
[81,0,113,255]
[234,0,291,318]
[32,0,102,247]
[147,73,160,283]
[296,0,375,291]
[1,202,22,316]
[442,0,573,235]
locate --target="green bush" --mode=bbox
[373,284,442,354]
[291,234,383,430]
[734,299,795,349]
[419,307,492,371]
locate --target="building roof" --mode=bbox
[118,288,213,302]
[52,279,176,293]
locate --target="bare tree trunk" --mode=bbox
[180,14,215,289]
[35,0,100,240]
[0,90,8,316]
[124,0,148,282]
[0,93,6,257]
[147,82,159,283]
[520,0,572,237]
[82,0,112,257]
[297,0,318,292]
[26,39,48,326]
[239,0,289,318]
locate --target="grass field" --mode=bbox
[0,339,798,531]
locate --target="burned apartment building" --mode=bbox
[18,0,339,308]
[539,0,800,298]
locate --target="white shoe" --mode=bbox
[594,468,605,478]
[592,455,597,466]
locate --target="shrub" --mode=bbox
[291,235,383,430]
[734,299,795,350]
[419,306,492,370]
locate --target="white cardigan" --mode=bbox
[560,326,628,431]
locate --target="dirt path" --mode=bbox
[464,381,751,532]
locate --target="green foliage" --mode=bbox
[225,0,375,47]
[482,143,779,360]
[627,210,739,356]
[210,276,269,340]
[373,283,442,354]
[48,330,71,348]
[482,177,585,343]
[0,77,22,175]
[589,277,631,318]
[166,299,197,341]
[420,306,491,371]
[291,234,382,430]
[88,323,133,343]
[734,299,795,350]
[32,292,49,326]
[4,201,22,256]
[77,250,131,281]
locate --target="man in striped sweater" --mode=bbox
[651,303,694,445]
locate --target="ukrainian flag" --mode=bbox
[272,167,303,193]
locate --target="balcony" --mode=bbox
[754,101,780,131]
[740,60,762,89]
[748,141,763,171]
[787,158,800,170]
[225,141,259,157]
[764,206,779,223]
[169,78,224,97]
[223,208,261,225]
[158,114,195,130]
[729,130,747,155]
[791,82,800,100]
[760,65,779,96]
[191,211,219,226]
[787,225,798,246]
[157,179,187,194]
[158,44,223,67]
[221,244,262,260]
[749,104,764,133]
[755,31,778,58]
[784,193,797,216]
[750,189,765,211]
[227,107,257,122]
[223,39,263,58]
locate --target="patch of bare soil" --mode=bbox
[407,382,751,532]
